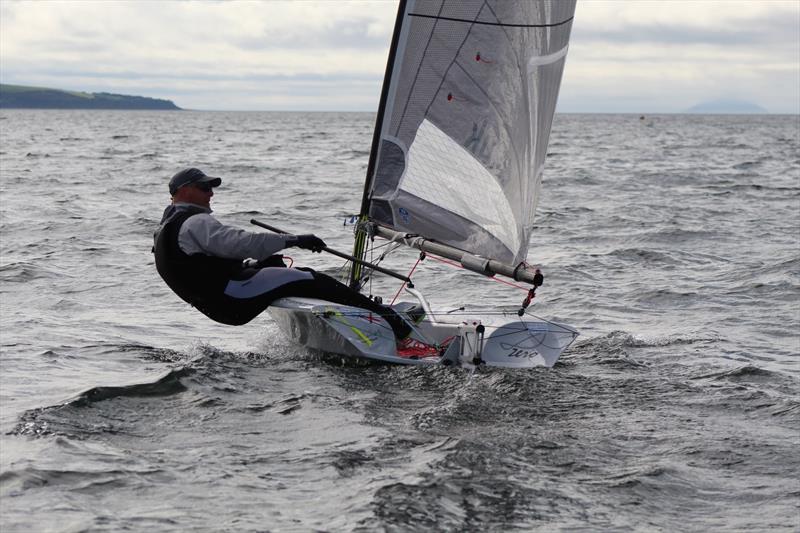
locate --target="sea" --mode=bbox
[0,110,798,532]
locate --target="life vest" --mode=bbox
[153,207,245,323]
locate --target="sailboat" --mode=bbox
[263,0,578,368]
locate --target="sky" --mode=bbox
[1,0,798,113]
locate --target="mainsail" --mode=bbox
[352,0,575,285]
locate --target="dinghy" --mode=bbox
[262,0,578,368]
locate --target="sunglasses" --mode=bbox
[193,182,214,192]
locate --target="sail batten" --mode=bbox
[360,0,576,275]
[407,12,575,29]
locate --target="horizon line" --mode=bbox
[1,107,794,115]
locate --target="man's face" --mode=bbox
[173,182,214,208]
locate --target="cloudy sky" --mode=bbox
[1,0,798,113]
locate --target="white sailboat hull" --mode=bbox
[268,297,578,368]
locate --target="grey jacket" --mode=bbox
[164,203,290,260]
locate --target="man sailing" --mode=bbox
[153,167,415,342]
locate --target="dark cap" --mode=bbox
[169,168,222,196]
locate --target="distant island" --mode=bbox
[0,84,181,110]
[685,99,768,114]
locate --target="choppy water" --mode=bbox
[1,110,798,531]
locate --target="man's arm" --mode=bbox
[179,214,290,260]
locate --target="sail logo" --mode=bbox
[500,341,542,360]
[506,347,541,360]
[398,207,410,224]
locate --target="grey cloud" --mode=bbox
[574,13,799,47]
[25,36,113,55]
[234,17,389,51]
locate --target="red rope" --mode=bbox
[387,251,533,308]
[390,256,423,305]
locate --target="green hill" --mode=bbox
[0,84,181,110]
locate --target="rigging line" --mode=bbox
[374,240,405,261]
[480,328,547,346]
[408,13,574,28]
[330,311,543,325]
[353,240,404,280]
[365,239,395,251]
[520,310,579,333]
[337,264,353,285]
[390,255,424,305]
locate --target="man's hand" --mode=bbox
[292,234,326,253]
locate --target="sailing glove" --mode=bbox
[288,234,326,253]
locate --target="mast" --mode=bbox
[349,0,408,289]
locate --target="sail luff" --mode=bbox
[349,0,409,289]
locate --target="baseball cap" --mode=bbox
[169,168,222,196]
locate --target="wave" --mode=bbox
[224,164,264,173]
[636,228,720,243]
[732,160,762,170]
[0,261,61,283]
[632,288,701,308]
[691,364,777,381]
[604,247,684,265]
[752,255,800,277]
[11,368,189,439]
[701,182,800,193]
[228,209,265,217]
[566,331,720,362]
[0,464,168,495]
[340,149,370,159]
[9,341,284,439]
[71,369,192,406]
[725,279,799,298]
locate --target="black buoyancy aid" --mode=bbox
[153,207,244,322]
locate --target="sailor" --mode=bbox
[152,167,412,340]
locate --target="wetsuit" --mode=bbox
[153,203,411,338]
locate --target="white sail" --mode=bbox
[268,0,580,367]
[363,0,575,265]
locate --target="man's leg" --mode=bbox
[219,268,412,339]
[264,272,412,339]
